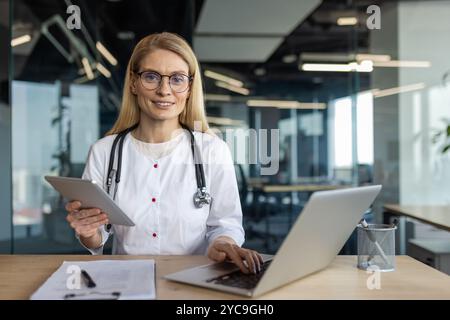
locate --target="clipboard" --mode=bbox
[30,260,156,300]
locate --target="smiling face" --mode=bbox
[131,49,191,124]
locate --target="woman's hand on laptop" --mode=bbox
[208,236,263,274]
[65,200,109,239]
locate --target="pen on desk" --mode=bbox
[81,269,96,288]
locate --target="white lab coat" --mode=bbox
[80,130,245,255]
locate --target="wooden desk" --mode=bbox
[384,204,450,232]
[1,255,449,300]
[246,177,270,189]
[250,184,348,240]
[253,184,346,193]
[384,204,450,254]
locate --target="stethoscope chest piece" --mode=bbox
[193,187,212,208]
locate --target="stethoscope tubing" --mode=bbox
[106,123,210,207]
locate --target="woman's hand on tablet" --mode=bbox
[65,201,109,247]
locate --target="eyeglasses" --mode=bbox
[136,71,192,93]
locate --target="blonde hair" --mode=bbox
[106,32,209,135]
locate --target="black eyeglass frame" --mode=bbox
[135,70,193,93]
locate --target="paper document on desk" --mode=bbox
[30,259,155,300]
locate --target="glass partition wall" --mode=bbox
[12,0,103,253]
[0,0,12,254]
[3,0,449,254]
[9,0,195,253]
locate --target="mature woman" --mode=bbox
[65,32,262,274]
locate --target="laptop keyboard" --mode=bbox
[206,260,272,290]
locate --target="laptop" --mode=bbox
[164,185,382,297]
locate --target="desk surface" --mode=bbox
[1,255,449,300]
[384,204,450,231]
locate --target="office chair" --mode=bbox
[234,165,272,251]
[235,165,293,253]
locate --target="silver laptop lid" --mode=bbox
[253,185,381,296]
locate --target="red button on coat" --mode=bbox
[152,233,157,238]
[153,164,158,168]
[151,197,156,202]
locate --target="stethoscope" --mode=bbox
[106,122,212,208]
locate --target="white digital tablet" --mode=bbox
[45,176,135,227]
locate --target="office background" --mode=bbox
[0,0,449,273]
